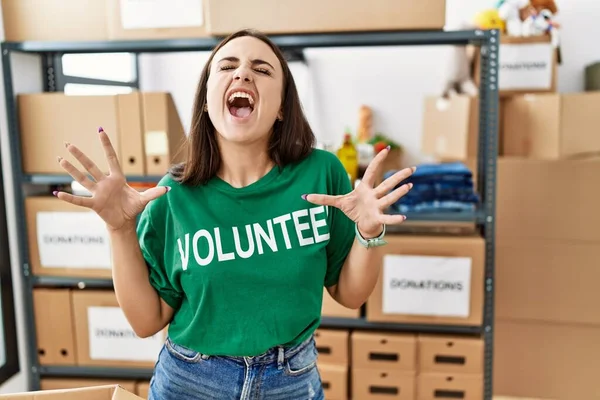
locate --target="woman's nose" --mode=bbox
[234,67,252,82]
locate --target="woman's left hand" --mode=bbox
[303,146,415,238]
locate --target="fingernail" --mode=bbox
[98,126,104,133]
[301,194,308,200]
[404,215,408,220]
[408,183,413,189]
[57,156,62,162]
[412,166,417,172]
[52,191,58,196]
[64,142,70,148]
[165,186,171,192]
[386,145,391,151]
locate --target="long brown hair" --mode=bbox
[169,29,316,185]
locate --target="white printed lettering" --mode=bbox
[233,225,255,259]
[273,214,293,250]
[310,206,329,243]
[215,227,235,262]
[253,220,278,255]
[292,209,314,247]
[192,229,214,266]
[177,233,190,271]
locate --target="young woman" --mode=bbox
[54,29,414,399]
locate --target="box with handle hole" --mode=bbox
[352,368,416,400]
[417,335,484,374]
[314,329,349,365]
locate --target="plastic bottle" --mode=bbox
[337,132,359,183]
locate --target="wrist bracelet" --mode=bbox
[355,223,387,248]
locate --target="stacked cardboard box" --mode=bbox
[315,329,351,399]
[1,0,446,42]
[18,92,186,178]
[421,34,600,399]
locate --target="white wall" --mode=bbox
[0,0,598,394]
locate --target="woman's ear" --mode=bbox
[277,110,283,121]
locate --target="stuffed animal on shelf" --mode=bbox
[497,0,535,36]
[524,0,560,48]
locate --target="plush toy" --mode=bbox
[497,0,535,36]
[524,0,560,47]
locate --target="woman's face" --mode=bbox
[206,36,284,145]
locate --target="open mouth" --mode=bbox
[227,91,255,118]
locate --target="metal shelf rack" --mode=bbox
[1,28,499,398]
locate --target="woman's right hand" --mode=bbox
[55,127,170,232]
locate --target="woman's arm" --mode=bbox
[326,225,384,309]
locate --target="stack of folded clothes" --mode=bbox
[383,162,479,214]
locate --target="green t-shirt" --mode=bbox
[136,148,355,357]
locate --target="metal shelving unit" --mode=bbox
[1,28,499,398]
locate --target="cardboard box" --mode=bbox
[71,290,166,368]
[40,379,136,393]
[496,158,600,242]
[205,0,446,35]
[18,93,142,175]
[1,0,108,41]
[417,373,483,400]
[496,237,600,325]
[494,320,600,400]
[366,234,485,326]
[502,92,600,159]
[474,35,557,96]
[140,92,187,175]
[417,335,484,374]
[314,329,349,365]
[25,197,114,279]
[106,0,208,40]
[0,385,143,399]
[351,331,416,370]
[18,91,186,176]
[33,289,76,365]
[135,382,149,399]
[352,368,415,400]
[322,289,360,319]
[318,364,348,400]
[421,95,479,161]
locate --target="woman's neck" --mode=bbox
[217,140,274,188]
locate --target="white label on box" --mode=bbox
[382,255,472,318]
[499,43,554,90]
[120,0,203,30]
[145,131,169,156]
[88,307,164,362]
[36,211,111,269]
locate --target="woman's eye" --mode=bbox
[255,68,271,75]
[219,65,235,71]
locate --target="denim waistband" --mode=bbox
[222,335,314,366]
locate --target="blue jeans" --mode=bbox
[148,335,324,399]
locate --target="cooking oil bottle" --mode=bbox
[337,131,359,184]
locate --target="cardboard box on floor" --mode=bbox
[18,92,186,176]
[0,385,143,399]
[40,379,136,393]
[366,234,485,326]
[317,363,348,400]
[502,92,600,159]
[205,0,446,35]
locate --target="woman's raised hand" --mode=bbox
[54,127,169,231]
